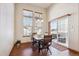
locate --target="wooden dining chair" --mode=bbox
[31,33,38,49]
[44,35,52,51]
[39,35,52,55]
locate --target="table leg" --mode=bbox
[38,41,40,53]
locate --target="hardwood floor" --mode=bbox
[10,42,79,56]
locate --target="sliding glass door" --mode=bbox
[50,16,68,47]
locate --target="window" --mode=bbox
[34,13,43,35]
[23,10,33,36]
[22,10,43,37]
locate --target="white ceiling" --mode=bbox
[28,3,52,9]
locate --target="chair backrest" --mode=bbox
[44,35,52,45]
[31,33,37,40]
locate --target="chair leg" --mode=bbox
[32,42,37,51]
[32,42,34,48]
[47,47,52,55]
[47,47,49,51]
[41,49,44,55]
[48,48,52,55]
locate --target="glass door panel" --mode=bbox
[58,17,68,43]
[50,20,57,39]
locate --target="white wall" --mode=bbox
[0,3,15,55]
[15,4,48,43]
[48,3,79,51]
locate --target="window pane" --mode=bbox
[50,20,57,34]
[23,10,32,17]
[23,17,32,26]
[50,20,57,39]
[23,17,32,36]
[34,13,42,19]
[24,27,32,36]
[58,17,68,33]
